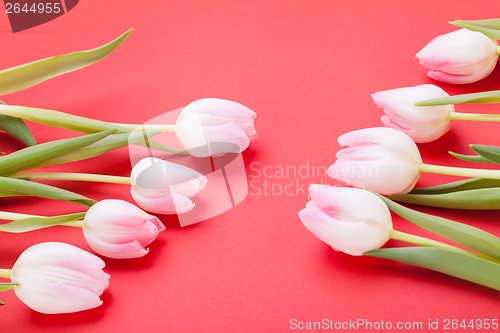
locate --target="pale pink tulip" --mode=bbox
[372,84,454,143]
[175,98,257,157]
[11,242,110,314]
[327,127,422,195]
[299,185,393,256]
[130,157,208,214]
[416,29,499,84]
[83,199,165,259]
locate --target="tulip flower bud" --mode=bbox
[11,242,110,314]
[299,185,393,255]
[416,29,500,84]
[83,199,165,259]
[327,127,422,195]
[372,84,454,143]
[175,98,257,157]
[130,157,208,214]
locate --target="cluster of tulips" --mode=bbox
[298,19,500,290]
[0,30,257,313]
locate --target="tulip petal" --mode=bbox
[309,184,393,230]
[84,232,150,259]
[175,98,257,157]
[131,187,195,214]
[299,203,390,256]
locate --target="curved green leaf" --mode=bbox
[471,144,500,164]
[0,177,95,206]
[411,178,500,194]
[451,19,500,39]
[0,212,85,233]
[0,29,134,96]
[450,151,493,164]
[0,130,112,176]
[0,101,36,146]
[365,247,500,291]
[0,106,183,154]
[415,90,500,106]
[391,188,500,210]
[379,194,500,260]
[0,283,18,292]
[30,130,159,168]
[0,105,130,133]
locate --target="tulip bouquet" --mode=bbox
[299,18,500,291]
[0,30,257,313]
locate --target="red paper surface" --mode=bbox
[0,1,499,332]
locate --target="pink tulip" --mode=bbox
[416,29,499,84]
[130,157,208,214]
[83,199,165,259]
[175,98,257,157]
[299,185,393,256]
[11,242,110,314]
[372,84,454,143]
[327,127,422,195]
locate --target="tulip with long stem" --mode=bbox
[0,200,165,259]
[12,157,208,215]
[299,185,500,290]
[0,97,257,157]
[327,127,500,195]
[373,84,500,143]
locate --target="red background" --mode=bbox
[1,1,499,332]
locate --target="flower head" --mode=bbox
[327,127,422,195]
[372,84,454,143]
[11,242,110,314]
[175,98,257,157]
[83,199,165,259]
[299,185,393,255]
[416,29,499,84]
[130,157,208,214]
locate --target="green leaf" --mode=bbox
[411,178,500,194]
[0,105,184,154]
[0,212,85,233]
[415,90,500,106]
[0,105,130,133]
[449,151,494,164]
[0,101,36,146]
[392,188,500,210]
[470,144,500,164]
[451,19,500,39]
[30,131,158,168]
[365,247,500,291]
[379,194,500,260]
[0,29,134,96]
[0,283,18,292]
[0,177,95,206]
[0,130,112,176]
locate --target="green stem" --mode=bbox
[420,163,500,179]
[0,212,41,221]
[449,112,500,122]
[0,269,12,279]
[111,123,176,132]
[390,229,497,262]
[14,172,131,185]
[62,220,85,228]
